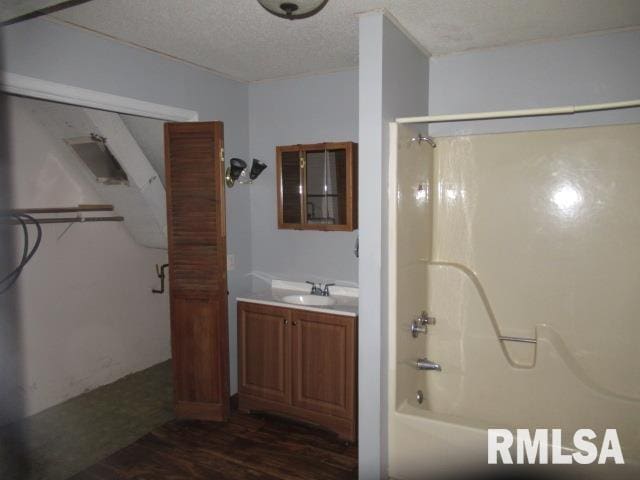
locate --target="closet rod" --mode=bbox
[1,216,124,225]
[1,204,115,215]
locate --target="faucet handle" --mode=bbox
[322,283,335,296]
[418,311,436,326]
[306,281,318,294]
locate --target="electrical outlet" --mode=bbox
[227,254,235,271]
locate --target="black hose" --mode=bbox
[17,214,42,266]
[0,213,28,284]
[0,212,42,294]
[0,215,28,292]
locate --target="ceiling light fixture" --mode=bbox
[257,0,329,20]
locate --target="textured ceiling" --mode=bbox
[50,0,640,82]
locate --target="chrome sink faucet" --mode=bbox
[321,283,334,297]
[306,281,335,296]
[306,281,322,295]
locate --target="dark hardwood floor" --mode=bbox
[71,411,358,479]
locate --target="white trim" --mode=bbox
[396,99,640,124]
[0,71,199,121]
[387,121,398,416]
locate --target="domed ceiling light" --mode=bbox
[257,0,329,20]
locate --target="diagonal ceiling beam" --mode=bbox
[0,0,91,24]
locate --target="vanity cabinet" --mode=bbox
[237,301,357,441]
[276,142,358,231]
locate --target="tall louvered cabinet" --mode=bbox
[164,122,230,421]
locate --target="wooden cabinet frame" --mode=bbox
[276,142,358,231]
[237,301,357,441]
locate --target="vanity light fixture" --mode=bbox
[225,158,247,187]
[257,0,329,20]
[225,158,268,187]
[249,159,268,180]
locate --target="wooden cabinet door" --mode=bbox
[291,311,355,420]
[238,303,290,405]
[164,122,229,421]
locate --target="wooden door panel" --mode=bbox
[291,311,355,419]
[171,297,222,402]
[165,121,229,421]
[238,303,290,404]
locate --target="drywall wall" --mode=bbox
[248,69,359,286]
[0,30,23,427]
[429,29,640,135]
[0,94,170,422]
[358,12,429,479]
[1,17,250,395]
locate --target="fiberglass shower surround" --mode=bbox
[387,98,640,479]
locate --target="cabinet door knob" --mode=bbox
[284,319,288,325]
[292,321,297,326]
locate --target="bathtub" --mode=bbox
[388,264,640,479]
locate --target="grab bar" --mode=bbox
[498,335,536,344]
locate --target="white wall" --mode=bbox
[120,114,166,186]
[358,12,429,479]
[0,95,171,422]
[429,29,640,135]
[248,69,359,287]
[1,17,250,401]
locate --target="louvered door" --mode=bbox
[164,122,230,421]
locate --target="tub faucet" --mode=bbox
[416,357,442,371]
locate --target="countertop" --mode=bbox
[236,280,358,317]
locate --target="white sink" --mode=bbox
[282,294,337,307]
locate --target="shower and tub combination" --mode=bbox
[387,101,640,479]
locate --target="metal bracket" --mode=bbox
[152,263,169,294]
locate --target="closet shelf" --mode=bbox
[0,204,123,225]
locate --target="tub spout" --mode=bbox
[416,358,442,371]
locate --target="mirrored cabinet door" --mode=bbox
[277,142,357,231]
